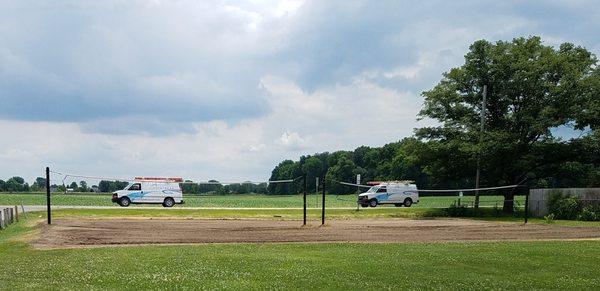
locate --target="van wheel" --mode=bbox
[163,197,175,208]
[404,198,413,207]
[369,199,378,208]
[119,197,131,207]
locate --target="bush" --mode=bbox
[445,202,471,217]
[547,191,580,220]
[578,205,600,221]
[543,213,555,224]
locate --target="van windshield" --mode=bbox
[366,186,378,193]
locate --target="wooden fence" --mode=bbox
[528,188,600,217]
[0,206,22,230]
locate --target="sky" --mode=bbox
[1,0,599,185]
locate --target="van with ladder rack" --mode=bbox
[111,177,184,207]
[357,181,419,208]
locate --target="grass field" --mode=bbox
[1,214,600,290]
[0,192,524,208]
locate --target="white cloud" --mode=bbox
[277,131,308,151]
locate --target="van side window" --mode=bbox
[376,186,387,193]
[129,183,141,191]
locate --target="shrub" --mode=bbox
[578,205,600,221]
[445,202,471,217]
[543,213,555,224]
[547,191,580,220]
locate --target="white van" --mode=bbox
[111,177,184,207]
[357,181,419,208]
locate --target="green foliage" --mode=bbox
[547,191,581,220]
[578,205,600,221]
[445,202,470,217]
[180,180,267,195]
[415,36,600,211]
[98,180,128,192]
[4,176,28,192]
[68,181,78,190]
[543,213,555,224]
[268,138,428,194]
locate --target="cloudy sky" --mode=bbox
[1,0,599,184]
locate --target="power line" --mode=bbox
[49,170,301,185]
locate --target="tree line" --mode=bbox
[0,177,269,195]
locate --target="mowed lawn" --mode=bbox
[0,192,523,208]
[1,216,599,290]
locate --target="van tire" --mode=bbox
[119,197,131,207]
[403,198,413,207]
[369,199,378,208]
[163,197,175,208]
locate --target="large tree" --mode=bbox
[417,36,600,212]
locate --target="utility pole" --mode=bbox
[474,85,487,210]
[46,167,51,225]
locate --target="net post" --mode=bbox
[321,173,326,226]
[524,186,529,224]
[46,167,51,225]
[303,174,307,226]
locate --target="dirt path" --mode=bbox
[35,218,600,248]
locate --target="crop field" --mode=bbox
[1,211,600,290]
[0,192,524,208]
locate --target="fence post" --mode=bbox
[15,205,18,222]
[0,209,4,229]
[46,167,51,225]
[524,187,530,224]
[303,174,307,226]
[321,174,326,226]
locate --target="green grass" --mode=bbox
[0,192,524,208]
[1,216,600,290]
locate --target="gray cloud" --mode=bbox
[0,0,599,137]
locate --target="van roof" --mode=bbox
[367,180,415,186]
[134,177,183,182]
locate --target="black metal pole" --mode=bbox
[524,187,529,224]
[303,174,307,226]
[321,174,326,225]
[46,167,51,225]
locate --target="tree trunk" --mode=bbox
[503,192,514,214]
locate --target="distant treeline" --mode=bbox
[180,181,268,195]
[0,177,269,195]
[268,138,427,195]
[268,136,600,195]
